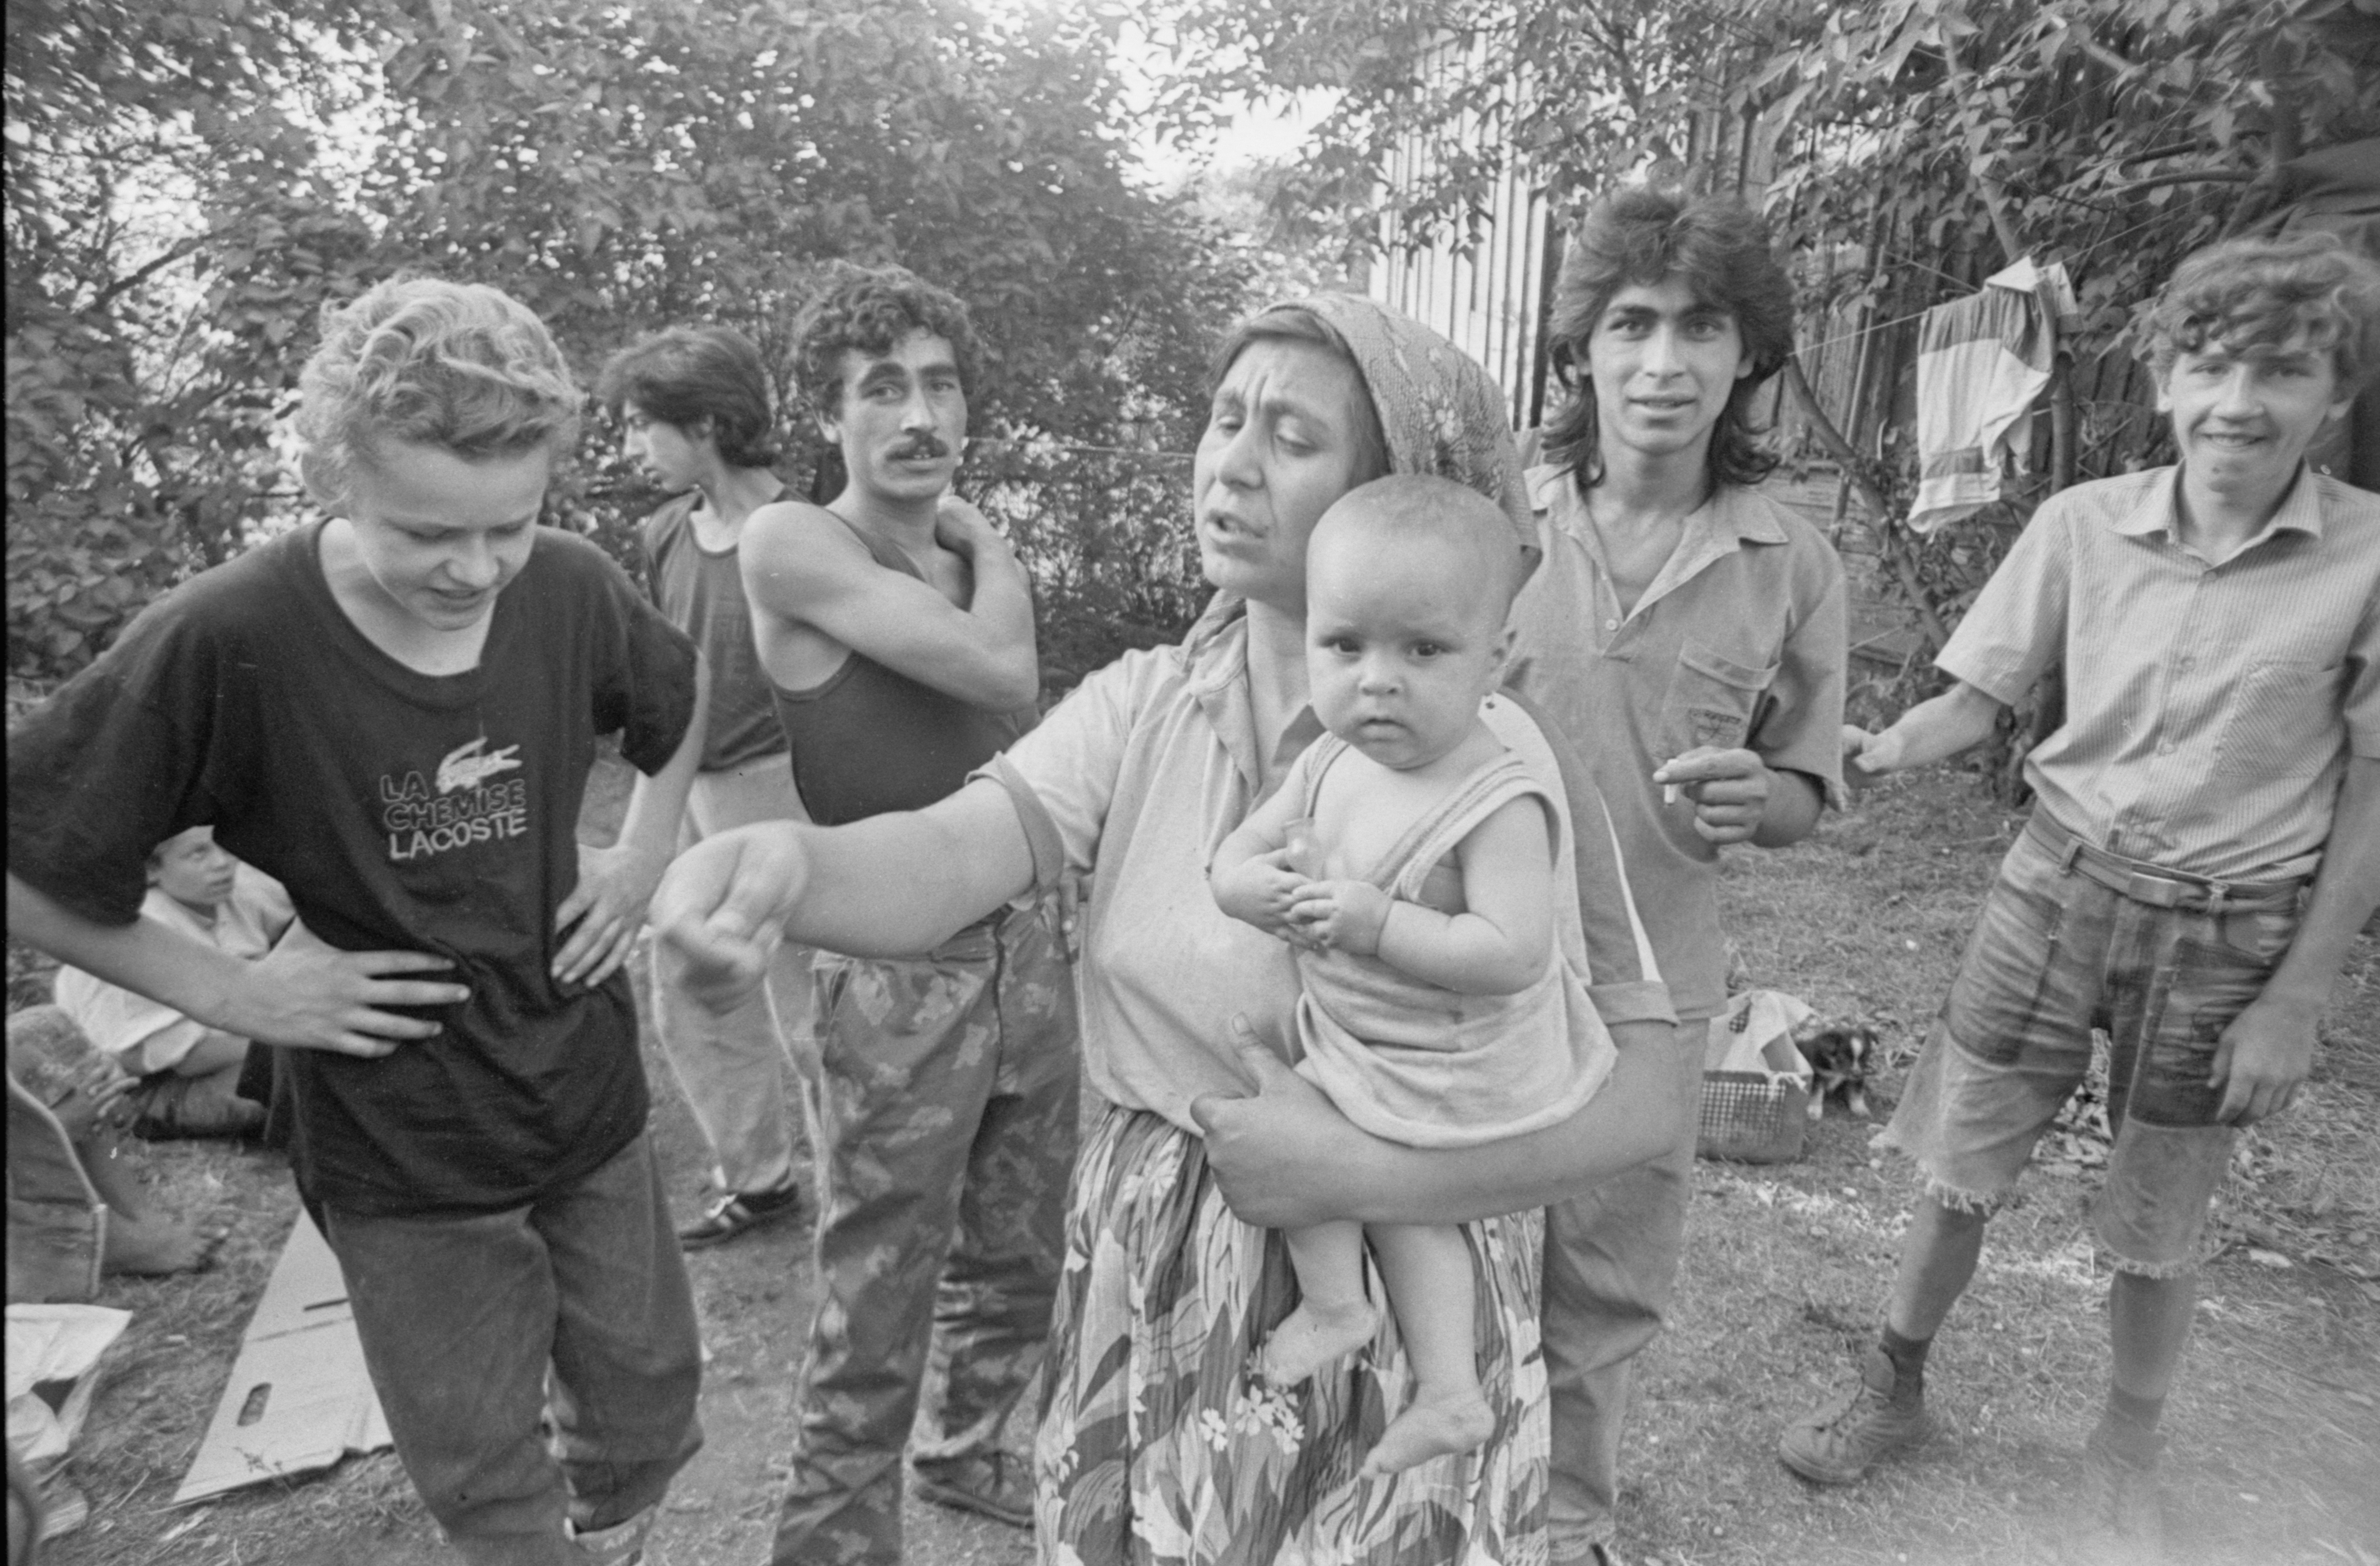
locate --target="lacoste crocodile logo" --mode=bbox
[435,737,523,795]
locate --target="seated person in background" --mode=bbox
[1777,231,2380,1561]
[1212,474,1615,1479]
[53,826,291,1140]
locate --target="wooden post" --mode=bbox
[1781,357,1951,651]
[2049,359,2079,492]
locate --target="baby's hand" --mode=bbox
[1214,849,1316,947]
[1286,880,1393,957]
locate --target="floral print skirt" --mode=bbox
[1034,1101,1549,1566]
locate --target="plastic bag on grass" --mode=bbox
[5,1303,131,1538]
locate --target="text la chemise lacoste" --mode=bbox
[379,738,530,861]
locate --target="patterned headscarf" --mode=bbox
[1266,291,1537,561]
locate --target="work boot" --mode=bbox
[1777,1344,1934,1484]
[2071,1420,2166,1565]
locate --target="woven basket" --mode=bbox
[1696,1070,1809,1163]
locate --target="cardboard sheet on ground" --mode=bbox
[174,1211,390,1503]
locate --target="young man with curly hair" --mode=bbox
[1503,189,1850,1566]
[726,262,1079,1564]
[8,276,710,1564]
[1776,232,2380,1560]
[597,325,815,1250]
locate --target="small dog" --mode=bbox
[1793,1019,1878,1122]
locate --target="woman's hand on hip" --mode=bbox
[553,840,671,990]
[243,920,468,1055]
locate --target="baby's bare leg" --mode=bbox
[1260,1219,1379,1385]
[1361,1222,1494,1477]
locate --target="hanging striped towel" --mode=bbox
[1910,259,2063,534]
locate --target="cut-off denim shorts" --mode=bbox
[1878,814,2305,1277]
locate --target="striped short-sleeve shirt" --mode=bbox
[1938,465,2380,880]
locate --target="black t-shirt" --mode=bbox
[8,522,698,1217]
[770,518,1035,826]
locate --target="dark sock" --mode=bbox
[2104,1386,2165,1439]
[1879,1326,1931,1400]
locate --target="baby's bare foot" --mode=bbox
[1359,1383,1495,1478]
[1258,1300,1379,1386]
[103,1213,223,1276]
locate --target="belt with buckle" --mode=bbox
[2023,815,2304,914]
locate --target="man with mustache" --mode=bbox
[730,262,1078,1565]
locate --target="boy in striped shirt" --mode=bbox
[1777,233,2380,1560]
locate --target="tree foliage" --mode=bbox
[1164,0,2379,411]
[8,0,1245,682]
[1158,0,2379,673]
[1161,0,2379,327]
[7,0,383,674]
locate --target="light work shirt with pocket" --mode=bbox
[1507,463,1849,1020]
[1937,464,2380,882]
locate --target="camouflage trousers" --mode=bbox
[772,893,1079,1566]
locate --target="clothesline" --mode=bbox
[1789,245,2039,361]
[1792,303,1938,362]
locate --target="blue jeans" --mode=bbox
[1879,816,2303,1275]
[323,1134,703,1565]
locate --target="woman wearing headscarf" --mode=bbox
[655,294,1682,1564]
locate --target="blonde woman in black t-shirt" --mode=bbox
[10,277,710,1565]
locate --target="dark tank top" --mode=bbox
[771,518,1035,826]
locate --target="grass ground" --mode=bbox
[1621,772,2380,1566]
[22,762,2378,1566]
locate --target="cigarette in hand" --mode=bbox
[1663,782,1682,806]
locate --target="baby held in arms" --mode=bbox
[1211,474,1614,1477]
